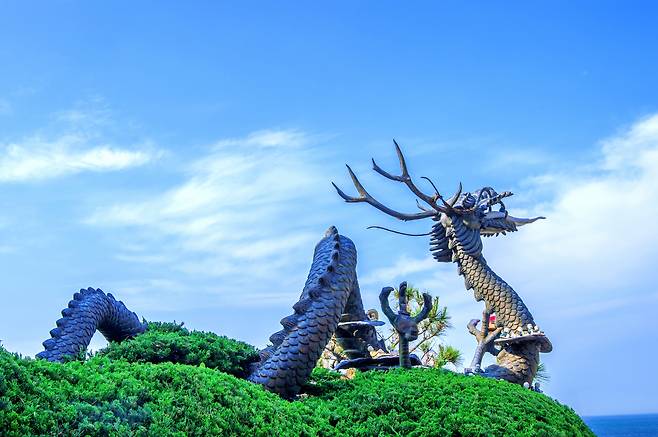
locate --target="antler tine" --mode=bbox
[416,199,431,212]
[446,182,463,207]
[332,165,436,221]
[371,140,447,212]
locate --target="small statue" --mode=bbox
[379,281,433,368]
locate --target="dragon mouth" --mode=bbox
[480,212,545,236]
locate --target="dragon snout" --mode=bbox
[480,210,545,237]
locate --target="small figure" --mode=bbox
[379,281,433,368]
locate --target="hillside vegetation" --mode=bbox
[0,322,593,436]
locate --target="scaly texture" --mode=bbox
[36,287,147,362]
[448,216,534,333]
[248,226,380,398]
[436,213,550,384]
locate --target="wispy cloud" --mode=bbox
[0,135,160,182]
[86,129,335,307]
[212,129,313,150]
[360,255,436,286]
[0,99,162,183]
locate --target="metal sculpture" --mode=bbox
[37,287,147,362]
[379,281,433,368]
[35,228,384,398]
[247,226,385,397]
[333,141,552,385]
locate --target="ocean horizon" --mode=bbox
[583,413,658,437]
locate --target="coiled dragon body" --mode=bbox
[37,227,383,398]
[36,288,147,362]
[333,141,552,385]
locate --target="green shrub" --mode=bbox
[95,321,259,377]
[0,346,322,436]
[0,329,594,437]
[303,368,594,437]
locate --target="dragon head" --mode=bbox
[449,187,545,237]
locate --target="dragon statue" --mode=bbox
[38,227,385,398]
[332,141,552,385]
[35,142,552,397]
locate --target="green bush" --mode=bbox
[303,368,593,437]
[95,321,259,377]
[0,346,322,436]
[0,328,594,437]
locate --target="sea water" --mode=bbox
[583,414,658,437]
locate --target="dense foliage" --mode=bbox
[303,368,593,437]
[0,346,319,436]
[0,325,593,436]
[95,321,259,377]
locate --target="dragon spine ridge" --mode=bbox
[247,226,382,398]
[37,287,147,362]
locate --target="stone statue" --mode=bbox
[379,281,432,368]
[333,141,552,385]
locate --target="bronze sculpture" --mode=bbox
[333,141,552,385]
[379,281,432,368]
[34,142,553,399]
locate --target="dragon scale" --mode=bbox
[248,226,382,397]
[438,214,534,332]
[433,214,547,384]
[37,288,147,362]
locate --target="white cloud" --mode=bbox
[212,129,312,150]
[0,135,159,182]
[0,100,161,183]
[86,129,335,305]
[360,255,436,286]
[420,115,658,337]
[495,114,658,300]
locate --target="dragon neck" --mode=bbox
[431,214,537,334]
[456,252,535,333]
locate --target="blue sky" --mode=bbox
[1,2,658,416]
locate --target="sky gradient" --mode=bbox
[1,2,658,416]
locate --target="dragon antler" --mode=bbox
[333,140,463,220]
